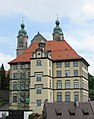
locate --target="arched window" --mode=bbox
[74,80,79,88]
[74,92,79,101]
[65,92,70,102]
[57,92,62,102]
[20,81,25,90]
[13,93,17,103]
[57,80,62,89]
[36,60,42,66]
[13,82,18,90]
[65,80,70,89]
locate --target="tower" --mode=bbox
[16,21,28,57]
[53,18,64,40]
[30,40,53,114]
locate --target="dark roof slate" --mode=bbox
[43,101,94,119]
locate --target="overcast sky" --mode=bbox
[0,0,94,75]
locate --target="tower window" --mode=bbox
[13,96,17,103]
[13,82,18,90]
[36,100,41,106]
[36,85,42,94]
[36,73,42,81]
[19,40,23,47]
[36,60,42,66]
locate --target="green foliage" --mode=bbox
[28,115,34,119]
[88,73,94,89]
[88,73,94,100]
[0,64,10,90]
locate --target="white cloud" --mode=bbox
[0,52,14,70]
[0,0,94,23]
[65,32,94,75]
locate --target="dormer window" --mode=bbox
[55,108,62,117]
[36,60,42,66]
[82,109,89,115]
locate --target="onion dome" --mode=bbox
[18,22,27,36]
[53,19,63,34]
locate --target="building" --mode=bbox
[9,19,89,114]
[42,101,94,119]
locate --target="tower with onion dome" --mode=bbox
[16,21,28,57]
[53,18,64,40]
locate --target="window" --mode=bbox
[49,80,51,88]
[13,73,18,79]
[65,70,70,77]
[20,82,25,90]
[65,92,70,102]
[74,92,79,101]
[19,40,23,47]
[73,61,78,67]
[36,85,42,94]
[36,60,42,66]
[13,83,18,90]
[57,92,62,102]
[13,65,17,70]
[28,72,30,79]
[25,81,30,90]
[36,100,41,106]
[13,96,17,103]
[74,81,79,88]
[57,80,62,89]
[65,81,70,89]
[74,70,78,76]
[65,62,70,67]
[20,64,25,69]
[49,69,51,76]
[56,71,62,77]
[49,61,51,67]
[36,73,42,81]
[56,62,62,68]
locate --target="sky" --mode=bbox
[0,0,94,75]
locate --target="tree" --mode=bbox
[88,73,94,100]
[0,64,9,90]
[0,64,6,90]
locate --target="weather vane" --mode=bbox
[22,17,24,23]
[57,14,59,20]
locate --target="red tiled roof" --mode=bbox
[9,40,84,64]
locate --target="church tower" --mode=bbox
[16,21,28,57]
[53,18,64,40]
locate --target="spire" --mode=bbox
[53,17,64,40]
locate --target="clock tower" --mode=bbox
[16,21,28,57]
